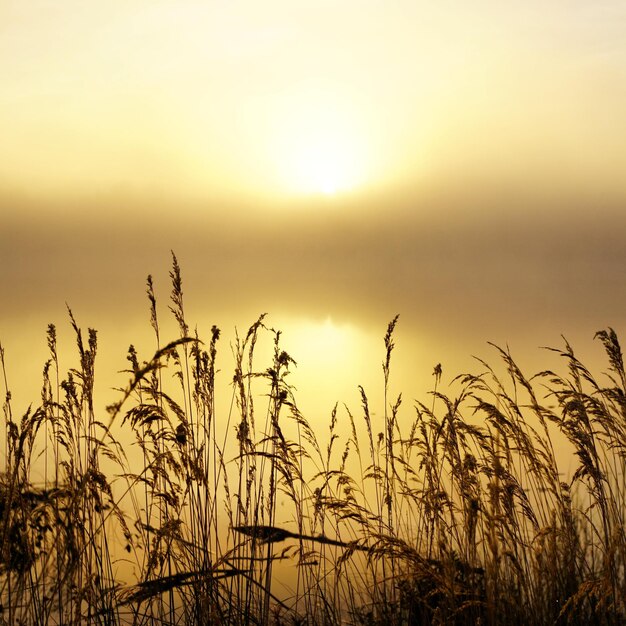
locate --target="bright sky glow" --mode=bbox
[2,1,625,205]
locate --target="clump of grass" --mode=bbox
[0,254,625,625]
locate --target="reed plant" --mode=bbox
[0,253,625,625]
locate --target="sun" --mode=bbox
[285,131,359,196]
[270,90,368,197]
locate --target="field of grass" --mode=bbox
[1,254,625,625]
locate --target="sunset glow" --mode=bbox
[2,2,625,204]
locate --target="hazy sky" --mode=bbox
[2,1,626,419]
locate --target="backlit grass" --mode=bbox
[1,254,625,625]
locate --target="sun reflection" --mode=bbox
[278,316,368,412]
[288,317,353,365]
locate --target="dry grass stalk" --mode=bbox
[0,256,624,624]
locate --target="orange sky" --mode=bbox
[2,1,626,422]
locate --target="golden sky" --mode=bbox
[2,1,626,418]
[3,1,626,202]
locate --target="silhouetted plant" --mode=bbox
[0,255,624,624]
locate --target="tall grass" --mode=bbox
[0,253,625,624]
